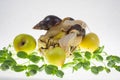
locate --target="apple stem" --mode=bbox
[20,41,26,46]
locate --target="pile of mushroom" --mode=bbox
[33,15,87,57]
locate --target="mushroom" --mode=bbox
[34,15,88,55]
[33,15,62,30]
[39,17,87,43]
[59,24,86,57]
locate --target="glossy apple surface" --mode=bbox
[13,34,36,54]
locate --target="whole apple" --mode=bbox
[45,47,66,66]
[13,34,36,54]
[79,32,100,52]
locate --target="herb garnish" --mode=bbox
[0,45,120,78]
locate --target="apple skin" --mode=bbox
[45,47,66,66]
[79,32,100,52]
[13,34,36,54]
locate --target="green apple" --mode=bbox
[79,32,100,52]
[13,34,36,54]
[45,47,66,66]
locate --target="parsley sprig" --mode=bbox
[0,45,120,78]
[62,46,120,74]
[0,45,64,78]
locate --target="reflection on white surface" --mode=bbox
[0,0,120,80]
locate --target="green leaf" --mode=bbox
[25,64,39,77]
[95,55,103,61]
[106,55,120,63]
[106,55,113,61]
[12,65,27,72]
[113,56,120,63]
[56,70,64,78]
[112,56,120,63]
[83,61,90,70]
[0,48,12,57]
[91,66,104,74]
[27,64,39,71]
[0,50,7,57]
[26,70,37,76]
[45,65,58,75]
[3,57,16,66]
[73,51,82,58]
[105,67,111,73]
[0,57,6,63]
[3,60,14,66]
[107,60,115,67]
[8,51,12,56]
[73,58,83,62]
[91,66,99,74]
[28,55,41,63]
[62,62,75,68]
[73,51,83,61]
[26,64,39,76]
[97,66,104,72]
[115,66,120,72]
[17,51,28,59]
[40,57,44,62]
[73,62,82,71]
[0,63,9,71]
[39,64,46,72]
[85,51,91,59]
[93,46,104,54]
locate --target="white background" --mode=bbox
[0,0,120,80]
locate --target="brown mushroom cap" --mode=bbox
[33,15,62,30]
[67,24,86,37]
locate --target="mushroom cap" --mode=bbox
[67,24,86,37]
[33,15,62,30]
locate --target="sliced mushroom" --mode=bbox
[59,33,77,56]
[59,24,85,57]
